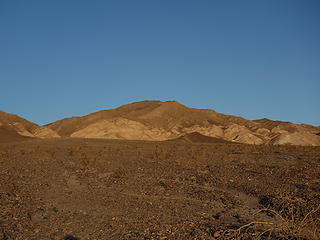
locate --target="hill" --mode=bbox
[47,101,320,146]
[0,110,59,142]
[170,132,233,144]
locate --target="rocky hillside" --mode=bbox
[46,101,320,146]
[0,110,59,142]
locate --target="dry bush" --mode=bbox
[0,150,8,161]
[219,200,320,240]
[151,147,170,160]
[112,147,122,155]
[67,147,74,156]
[113,167,127,179]
[78,151,89,169]
[36,149,54,162]
[136,150,143,160]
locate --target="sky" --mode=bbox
[0,0,319,126]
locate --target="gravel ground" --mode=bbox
[1,138,319,239]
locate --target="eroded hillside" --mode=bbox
[0,110,59,142]
[47,101,320,146]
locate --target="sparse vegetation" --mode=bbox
[0,138,319,239]
[219,200,320,240]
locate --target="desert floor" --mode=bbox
[1,138,319,239]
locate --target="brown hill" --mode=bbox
[0,126,32,143]
[0,110,59,142]
[171,132,233,144]
[47,101,320,146]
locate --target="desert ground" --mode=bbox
[1,137,319,239]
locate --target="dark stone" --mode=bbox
[233,214,240,220]
[258,195,274,208]
[213,213,220,219]
[64,235,79,240]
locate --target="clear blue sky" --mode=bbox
[1,0,319,126]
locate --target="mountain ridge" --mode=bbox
[1,101,319,145]
[45,100,320,146]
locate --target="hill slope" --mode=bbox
[170,132,233,144]
[0,110,59,142]
[47,101,320,146]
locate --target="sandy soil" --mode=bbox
[1,138,319,239]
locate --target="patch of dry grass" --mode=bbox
[220,199,320,240]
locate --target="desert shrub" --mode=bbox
[219,197,320,240]
[113,167,127,179]
[0,150,8,160]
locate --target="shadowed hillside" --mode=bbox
[0,126,32,143]
[170,132,234,144]
[0,110,59,142]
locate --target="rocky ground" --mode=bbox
[1,138,320,239]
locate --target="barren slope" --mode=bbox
[47,101,320,146]
[0,126,32,143]
[0,110,59,142]
[170,132,233,144]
